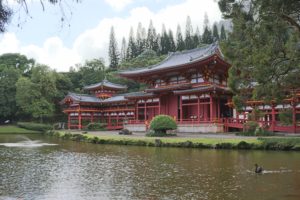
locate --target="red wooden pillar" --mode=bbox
[217,98,221,121]
[158,97,161,115]
[78,112,82,130]
[135,101,138,121]
[144,100,147,121]
[68,113,70,129]
[108,113,111,127]
[210,94,213,122]
[197,96,200,122]
[91,112,94,123]
[271,104,276,132]
[292,101,296,133]
[117,112,119,127]
[180,95,183,122]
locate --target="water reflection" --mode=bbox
[0,134,300,200]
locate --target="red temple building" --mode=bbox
[61,43,300,133]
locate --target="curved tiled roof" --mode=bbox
[173,85,231,95]
[102,95,127,103]
[119,43,224,76]
[66,92,102,103]
[84,78,127,90]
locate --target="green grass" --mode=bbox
[46,131,300,151]
[0,125,41,134]
[48,131,264,149]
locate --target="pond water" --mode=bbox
[0,134,300,200]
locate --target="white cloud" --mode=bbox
[0,0,222,71]
[104,0,133,11]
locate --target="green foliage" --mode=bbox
[212,23,219,40]
[108,26,119,69]
[176,25,185,51]
[16,65,57,122]
[150,115,177,134]
[17,122,52,132]
[120,49,166,69]
[219,0,300,106]
[202,26,213,44]
[85,122,107,131]
[279,109,293,125]
[146,129,177,137]
[241,121,274,136]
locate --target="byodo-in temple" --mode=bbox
[61,43,300,133]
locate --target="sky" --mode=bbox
[0,0,223,71]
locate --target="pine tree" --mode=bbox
[176,24,185,51]
[146,20,156,50]
[108,26,119,69]
[168,29,176,52]
[160,24,170,54]
[126,27,137,60]
[220,24,227,40]
[212,23,220,41]
[136,22,144,56]
[120,37,127,62]
[202,26,213,44]
[185,16,194,49]
[202,14,213,44]
[193,26,201,47]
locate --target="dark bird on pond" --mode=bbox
[254,164,263,173]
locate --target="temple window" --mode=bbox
[155,79,166,87]
[191,73,204,83]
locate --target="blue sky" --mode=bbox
[0,0,222,71]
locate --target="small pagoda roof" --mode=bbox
[102,95,128,103]
[83,78,127,90]
[119,42,227,77]
[63,92,102,103]
[173,85,231,95]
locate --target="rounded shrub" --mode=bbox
[149,115,177,134]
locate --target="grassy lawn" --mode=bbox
[0,125,41,134]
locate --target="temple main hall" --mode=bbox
[61,43,300,133]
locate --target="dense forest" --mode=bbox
[0,16,226,123]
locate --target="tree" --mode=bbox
[127,27,137,60]
[0,53,35,121]
[146,20,157,51]
[220,24,227,40]
[0,53,34,75]
[136,22,145,56]
[218,0,300,108]
[176,24,185,51]
[16,65,57,122]
[160,24,170,55]
[120,37,127,62]
[168,29,176,52]
[0,0,80,33]
[212,23,219,41]
[108,26,119,69]
[185,16,194,49]
[193,26,201,47]
[0,68,20,121]
[202,26,213,44]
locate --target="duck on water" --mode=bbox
[255,164,263,174]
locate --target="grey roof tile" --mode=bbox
[119,43,222,75]
[67,92,102,103]
[84,79,127,90]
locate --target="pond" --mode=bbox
[0,133,300,200]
